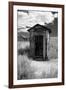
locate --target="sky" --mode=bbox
[17,10,58,32]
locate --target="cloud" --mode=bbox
[17,11,56,32]
[54,13,58,18]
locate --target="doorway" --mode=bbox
[35,35,43,58]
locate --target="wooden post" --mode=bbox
[43,32,46,60]
[45,31,49,60]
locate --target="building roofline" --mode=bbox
[28,24,51,33]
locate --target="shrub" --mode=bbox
[18,46,30,56]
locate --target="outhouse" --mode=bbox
[28,24,51,60]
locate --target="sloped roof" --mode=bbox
[28,24,51,33]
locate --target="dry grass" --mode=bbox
[17,55,36,80]
[17,36,58,80]
[17,55,58,80]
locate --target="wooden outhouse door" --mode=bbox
[35,35,43,57]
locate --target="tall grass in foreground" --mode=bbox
[17,55,58,80]
[17,37,58,80]
[17,55,35,80]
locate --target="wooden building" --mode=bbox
[28,24,51,60]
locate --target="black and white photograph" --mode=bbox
[17,10,58,80]
[9,2,64,88]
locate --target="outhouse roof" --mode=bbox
[28,24,51,33]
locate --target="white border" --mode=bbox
[13,5,62,85]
